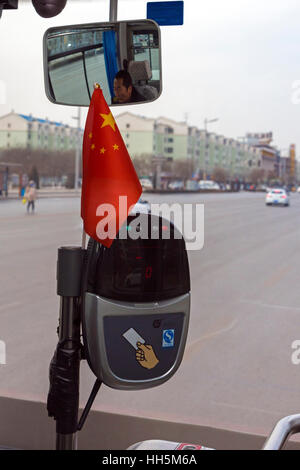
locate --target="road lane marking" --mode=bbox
[239,299,300,311]
[184,318,239,361]
[211,400,284,417]
[263,266,292,288]
[0,301,22,312]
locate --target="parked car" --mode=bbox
[198,180,220,190]
[265,189,290,207]
[139,178,153,190]
[185,180,199,191]
[168,180,184,190]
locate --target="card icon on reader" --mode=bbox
[122,328,145,350]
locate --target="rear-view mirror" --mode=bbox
[43,19,162,107]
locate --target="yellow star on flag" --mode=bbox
[91,144,95,150]
[88,132,93,139]
[113,144,119,151]
[100,112,116,131]
[100,147,106,154]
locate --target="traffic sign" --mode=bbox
[147,1,184,26]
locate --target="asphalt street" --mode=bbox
[1,191,300,437]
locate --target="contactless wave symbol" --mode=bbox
[162,329,175,348]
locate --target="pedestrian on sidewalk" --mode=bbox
[25,181,37,214]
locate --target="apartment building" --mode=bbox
[0,112,82,151]
[116,112,263,179]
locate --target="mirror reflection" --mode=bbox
[44,20,162,107]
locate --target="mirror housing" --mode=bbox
[43,19,162,107]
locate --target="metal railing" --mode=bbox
[263,414,300,450]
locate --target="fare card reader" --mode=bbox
[82,214,190,390]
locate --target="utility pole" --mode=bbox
[203,118,219,179]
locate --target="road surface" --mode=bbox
[0,191,300,438]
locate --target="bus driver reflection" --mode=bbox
[112,70,145,104]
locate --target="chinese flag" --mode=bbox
[81,86,142,247]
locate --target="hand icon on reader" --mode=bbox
[122,328,159,370]
[136,342,159,370]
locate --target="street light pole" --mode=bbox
[204,117,218,132]
[278,148,289,182]
[203,118,219,179]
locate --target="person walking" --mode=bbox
[25,181,37,214]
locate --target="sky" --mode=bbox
[1,0,300,158]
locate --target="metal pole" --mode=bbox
[47,247,85,450]
[55,295,81,450]
[263,414,300,450]
[56,433,77,451]
[4,166,8,197]
[156,161,161,190]
[109,0,118,21]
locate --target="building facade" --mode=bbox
[116,112,189,160]
[188,129,260,180]
[116,112,265,180]
[0,112,82,151]
[3,111,296,183]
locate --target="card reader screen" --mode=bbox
[88,216,190,302]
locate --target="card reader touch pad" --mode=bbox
[104,313,184,381]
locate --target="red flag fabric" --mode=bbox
[81,86,142,247]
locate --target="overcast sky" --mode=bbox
[1,0,300,158]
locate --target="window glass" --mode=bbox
[48,30,111,105]
[132,31,160,81]
[49,53,90,105]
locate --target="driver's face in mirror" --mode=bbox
[113,70,146,104]
[113,77,133,104]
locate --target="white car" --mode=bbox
[198,180,220,190]
[265,189,290,207]
[130,198,151,214]
[168,180,184,190]
[139,178,153,190]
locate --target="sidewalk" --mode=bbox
[2,188,239,201]
[4,188,81,199]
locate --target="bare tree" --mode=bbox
[0,148,76,179]
[212,166,228,182]
[250,168,265,184]
[132,155,194,182]
[132,154,153,178]
[171,159,193,181]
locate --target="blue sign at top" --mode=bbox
[147,1,184,26]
